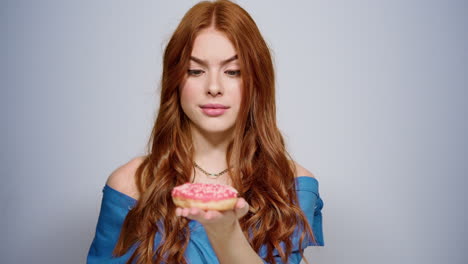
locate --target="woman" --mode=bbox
[87,0,324,263]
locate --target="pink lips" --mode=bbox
[200,104,229,117]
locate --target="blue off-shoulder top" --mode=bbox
[87,176,324,264]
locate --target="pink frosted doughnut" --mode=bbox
[171,182,239,211]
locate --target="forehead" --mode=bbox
[191,28,237,64]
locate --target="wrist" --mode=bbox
[204,220,239,240]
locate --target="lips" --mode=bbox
[200,104,229,109]
[200,104,229,116]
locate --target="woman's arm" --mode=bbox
[176,198,264,264]
[204,220,264,264]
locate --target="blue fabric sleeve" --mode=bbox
[260,177,324,264]
[296,177,324,247]
[86,185,137,263]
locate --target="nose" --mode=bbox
[206,72,223,97]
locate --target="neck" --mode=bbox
[190,124,234,182]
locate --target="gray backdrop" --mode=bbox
[3,0,467,263]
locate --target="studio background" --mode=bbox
[3,0,467,263]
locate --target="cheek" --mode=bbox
[233,81,243,105]
[180,80,199,105]
[226,78,242,95]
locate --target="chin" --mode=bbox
[197,123,235,134]
[203,127,234,134]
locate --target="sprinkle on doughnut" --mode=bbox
[171,182,238,202]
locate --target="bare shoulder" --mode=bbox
[290,160,316,178]
[106,155,146,200]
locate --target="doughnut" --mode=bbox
[171,182,239,211]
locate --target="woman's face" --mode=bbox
[180,28,242,136]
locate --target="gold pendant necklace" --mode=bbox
[194,162,230,179]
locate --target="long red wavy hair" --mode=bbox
[112,0,317,263]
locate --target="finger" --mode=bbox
[205,210,213,220]
[178,207,207,221]
[204,210,223,221]
[182,207,190,217]
[190,207,200,216]
[235,198,249,218]
[236,198,246,209]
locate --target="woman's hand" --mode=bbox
[175,197,250,233]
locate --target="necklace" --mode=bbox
[194,162,230,179]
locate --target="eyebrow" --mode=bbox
[190,54,238,67]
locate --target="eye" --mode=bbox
[187,69,204,76]
[225,70,241,77]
